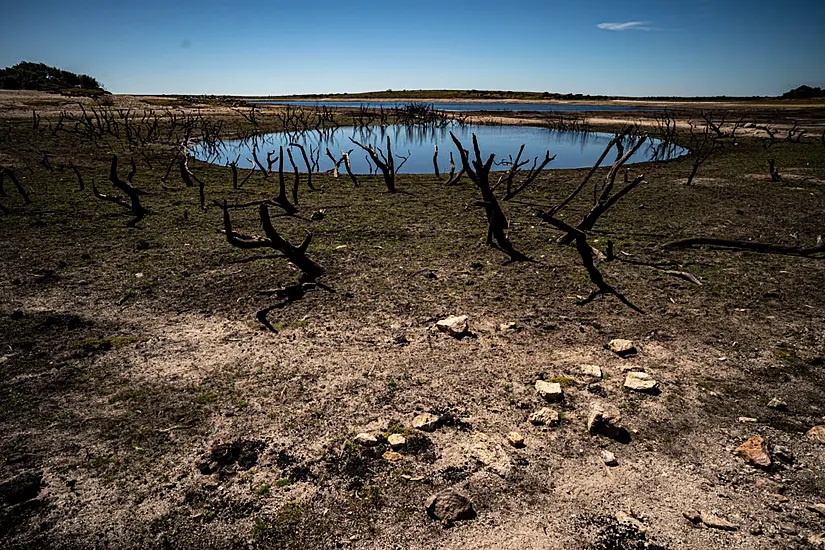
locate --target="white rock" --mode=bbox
[412,413,441,432]
[506,432,525,448]
[354,433,378,447]
[535,380,564,402]
[581,364,603,378]
[436,315,470,337]
[387,434,406,449]
[601,450,618,466]
[767,397,788,410]
[607,339,637,357]
[624,371,660,393]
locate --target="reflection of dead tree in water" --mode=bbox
[217,200,331,331]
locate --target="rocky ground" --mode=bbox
[1,91,825,549]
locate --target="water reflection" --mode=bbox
[191,123,686,174]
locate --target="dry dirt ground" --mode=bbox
[1,91,825,549]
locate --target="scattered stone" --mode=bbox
[436,315,471,338]
[425,489,476,523]
[506,432,525,448]
[198,439,264,474]
[601,450,618,466]
[387,434,406,449]
[529,407,559,426]
[806,425,825,444]
[470,433,511,477]
[382,451,403,463]
[0,470,43,507]
[354,433,378,447]
[587,402,628,442]
[779,524,798,535]
[809,533,825,548]
[623,372,660,394]
[734,436,771,469]
[738,417,758,423]
[772,445,795,464]
[767,397,788,410]
[535,380,564,402]
[774,493,790,503]
[683,511,702,524]
[615,511,646,533]
[412,413,441,432]
[581,364,603,378]
[700,511,738,531]
[607,339,637,357]
[808,503,825,518]
[499,321,517,331]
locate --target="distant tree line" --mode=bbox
[781,85,825,100]
[0,61,104,93]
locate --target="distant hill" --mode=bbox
[781,85,825,100]
[0,61,105,95]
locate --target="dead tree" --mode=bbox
[444,151,464,185]
[685,121,717,185]
[272,146,298,215]
[341,149,358,186]
[768,159,782,182]
[554,135,647,245]
[662,235,824,257]
[289,143,315,190]
[251,146,269,178]
[546,135,621,218]
[286,147,300,204]
[350,136,404,193]
[266,151,279,174]
[497,145,555,200]
[0,167,32,205]
[92,155,147,226]
[450,132,529,262]
[433,145,440,178]
[542,215,642,312]
[69,162,85,191]
[179,156,207,209]
[218,201,324,282]
[325,148,342,178]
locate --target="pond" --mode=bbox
[251,100,653,113]
[191,123,686,175]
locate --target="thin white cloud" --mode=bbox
[597,21,654,31]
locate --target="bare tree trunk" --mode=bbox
[1,167,32,205]
[289,143,315,190]
[433,145,440,178]
[450,133,529,262]
[69,162,85,191]
[768,159,781,182]
[350,136,397,192]
[341,149,358,187]
[286,147,300,205]
[272,146,298,214]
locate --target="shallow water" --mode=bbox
[192,123,685,175]
[252,99,652,113]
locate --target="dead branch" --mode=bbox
[543,215,643,312]
[286,147,300,205]
[768,159,781,182]
[251,146,269,178]
[433,145,440,178]
[1,167,32,205]
[289,143,315,190]
[662,236,824,257]
[502,149,555,200]
[107,155,147,226]
[546,135,620,217]
[69,162,85,191]
[272,146,298,215]
[450,132,529,262]
[341,149,358,186]
[350,136,398,192]
[218,201,324,282]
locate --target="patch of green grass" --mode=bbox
[255,483,270,497]
[192,391,218,406]
[274,477,291,488]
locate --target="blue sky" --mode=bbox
[2,0,824,96]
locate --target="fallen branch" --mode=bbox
[662,236,824,257]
